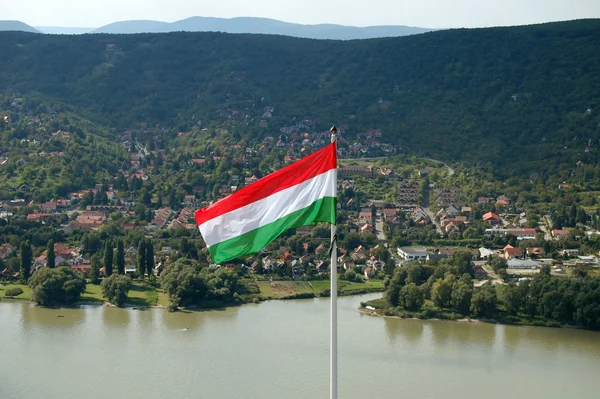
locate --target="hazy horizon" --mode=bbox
[2,0,600,30]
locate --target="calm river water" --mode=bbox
[1,294,600,399]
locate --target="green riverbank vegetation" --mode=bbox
[364,256,600,330]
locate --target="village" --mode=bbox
[1,100,600,288]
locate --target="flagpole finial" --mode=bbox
[330,125,337,135]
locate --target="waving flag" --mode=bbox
[195,143,337,263]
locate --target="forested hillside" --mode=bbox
[1,19,599,176]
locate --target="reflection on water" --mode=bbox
[2,295,600,399]
[161,309,207,332]
[101,305,130,328]
[20,303,87,331]
[384,317,424,344]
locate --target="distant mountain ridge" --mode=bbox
[0,20,40,33]
[1,19,599,177]
[35,26,93,35]
[91,16,434,39]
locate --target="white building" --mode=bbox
[397,247,428,261]
[507,259,540,269]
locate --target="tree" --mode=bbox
[384,267,408,307]
[104,240,113,276]
[46,239,55,268]
[470,283,497,318]
[29,267,86,305]
[489,256,508,273]
[344,269,357,281]
[399,283,425,311]
[431,277,453,308]
[20,241,32,282]
[159,258,206,310]
[101,273,133,307]
[146,240,155,278]
[449,250,474,276]
[383,259,395,276]
[116,239,125,275]
[451,278,473,314]
[89,255,101,284]
[137,239,147,278]
[501,283,522,315]
[255,258,265,275]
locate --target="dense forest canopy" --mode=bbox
[0,19,599,176]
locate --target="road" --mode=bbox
[423,206,443,236]
[375,217,386,241]
[421,157,455,176]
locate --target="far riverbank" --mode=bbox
[359,297,592,330]
[0,278,384,309]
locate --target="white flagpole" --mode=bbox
[330,125,338,399]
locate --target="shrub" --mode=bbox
[101,274,133,307]
[5,287,23,297]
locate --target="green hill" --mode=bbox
[1,20,599,177]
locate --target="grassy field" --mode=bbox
[1,282,168,307]
[0,283,32,300]
[310,279,384,292]
[257,279,385,299]
[257,281,314,298]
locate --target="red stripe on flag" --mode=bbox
[195,143,337,226]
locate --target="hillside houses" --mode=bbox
[74,211,105,230]
[152,207,173,229]
[397,180,419,204]
[435,188,463,208]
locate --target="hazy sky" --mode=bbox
[2,0,600,28]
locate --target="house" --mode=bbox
[291,260,303,276]
[527,247,545,257]
[503,245,523,260]
[26,213,52,222]
[473,264,488,280]
[364,266,376,279]
[479,247,497,259]
[445,221,460,234]
[397,247,428,261]
[478,197,491,204]
[461,206,472,214]
[482,212,500,225]
[426,252,449,262]
[280,251,293,261]
[0,243,15,260]
[74,211,105,230]
[315,260,329,274]
[315,244,327,256]
[263,256,277,272]
[351,246,368,262]
[507,228,537,240]
[445,205,460,217]
[183,195,196,206]
[562,249,580,256]
[154,262,165,276]
[360,223,373,234]
[552,229,570,239]
[40,201,57,212]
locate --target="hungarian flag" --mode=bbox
[195,143,337,264]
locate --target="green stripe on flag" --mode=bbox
[209,197,336,264]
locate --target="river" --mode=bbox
[1,294,599,398]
